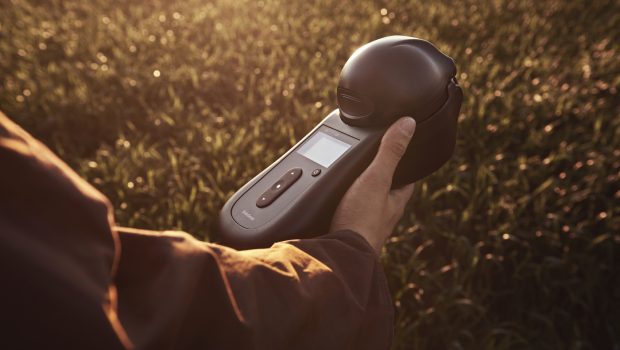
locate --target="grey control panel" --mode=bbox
[231,125,359,229]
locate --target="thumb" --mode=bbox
[365,117,416,187]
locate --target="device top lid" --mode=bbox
[337,35,457,126]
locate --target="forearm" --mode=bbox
[1,110,394,349]
[114,228,394,349]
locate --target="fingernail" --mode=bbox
[400,117,416,137]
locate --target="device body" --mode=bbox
[218,110,382,248]
[218,36,462,249]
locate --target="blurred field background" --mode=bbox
[1,0,619,348]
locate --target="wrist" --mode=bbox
[354,230,384,255]
[329,226,383,255]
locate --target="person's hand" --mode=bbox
[330,117,417,254]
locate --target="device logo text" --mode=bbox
[241,210,255,221]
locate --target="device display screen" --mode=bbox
[296,131,351,168]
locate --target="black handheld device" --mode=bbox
[218,36,463,249]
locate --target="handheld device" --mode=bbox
[218,36,463,249]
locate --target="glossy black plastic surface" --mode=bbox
[338,35,462,185]
[338,36,456,127]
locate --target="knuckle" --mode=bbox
[387,140,407,158]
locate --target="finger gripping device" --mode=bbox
[218,36,463,249]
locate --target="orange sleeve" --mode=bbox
[0,111,393,350]
[114,228,393,350]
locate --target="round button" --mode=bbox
[272,180,285,191]
[311,169,321,177]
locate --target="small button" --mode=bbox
[256,192,276,208]
[311,169,321,177]
[272,180,285,191]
